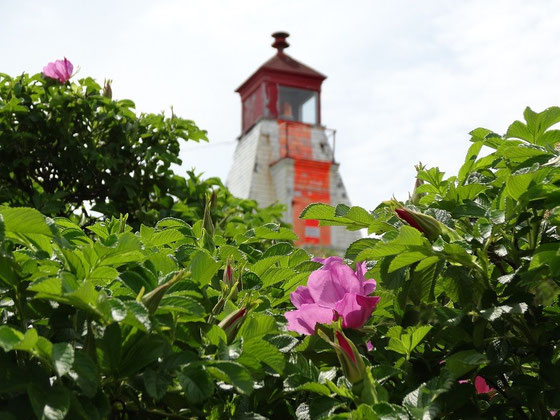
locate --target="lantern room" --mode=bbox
[236,32,327,135]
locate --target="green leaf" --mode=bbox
[122,300,151,331]
[299,203,335,220]
[27,384,71,420]
[190,250,220,286]
[151,229,185,247]
[178,365,214,404]
[52,343,74,377]
[506,172,534,200]
[208,361,253,394]
[0,326,38,352]
[445,350,487,378]
[479,303,528,321]
[410,325,432,350]
[155,217,191,229]
[295,382,332,396]
[262,242,293,258]
[403,373,454,419]
[143,368,171,401]
[68,352,99,397]
[345,238,379,260]
[157,295,206,321]
[295,397,342,420]
[238,314,278,340]
[0,214,4,243]
[0,207,55,237]
[458,141,483,184]
[241,338,285,374]
[388,251,429,273]
[97,323,121,375]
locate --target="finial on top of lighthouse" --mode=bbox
[272,32,290,54]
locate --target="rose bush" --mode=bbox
[1,62,559,419]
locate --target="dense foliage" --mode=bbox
[0,72,266,228]
[1,65,559,419]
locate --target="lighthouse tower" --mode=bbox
[227,32,360,252]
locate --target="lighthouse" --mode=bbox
[227,32,360,252]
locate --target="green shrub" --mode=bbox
[1,79,559,418]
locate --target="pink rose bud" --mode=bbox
[223,261,234,288]
[218,307,247,344]
[395,207,443,241]
[334,330,366,384]
[222,260,238,300]
[43,57,74,83]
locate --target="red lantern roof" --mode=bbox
[236,32,327,134]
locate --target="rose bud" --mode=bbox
[334,330,366,384]
[395,207,443,241]
[218,307,247,344]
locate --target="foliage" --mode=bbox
[1,89,559,419]
[0,71,229,227]
[301,106,560,418]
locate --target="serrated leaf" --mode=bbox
[177,365,214,404]
[27,384,71,420]
[52,343,74,377]
[262,242,293,258]
[190,250,220,286]
[0,207,55,237]
[143,368,171,401]
[241,338,285,374]
[445,350,487,378]
[388,251,429,272]
[208,361,253,394]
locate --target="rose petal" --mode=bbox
[355,262,367,281]
[334,293,380,329]
[307,260,362,307]
[290,286,314,308]
[363,280,377,295]
[474,376,493,394]
[284,304,335,335]
[43,63,59,79]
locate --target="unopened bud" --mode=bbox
[395,207,443,241]
[142,270,183,313]
[222,260,238,300]
[223,262,234,288]
[103,79,112,99]
[218,307,247,344]
[334,330,366,384]
[410,162,426,205]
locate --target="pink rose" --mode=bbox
[43,57,73,83]
[284,257,379,335]
[474,376,494,394]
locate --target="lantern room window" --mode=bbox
[278,86,318,125]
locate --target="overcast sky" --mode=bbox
[3,1,560,212]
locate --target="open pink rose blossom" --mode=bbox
[284,257,380,335]
[43,58,73,83]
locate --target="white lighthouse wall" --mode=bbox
[270,158,294,222]
[226,126,259,199]
[227,119,361,252]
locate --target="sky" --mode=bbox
[2,0,560,212]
